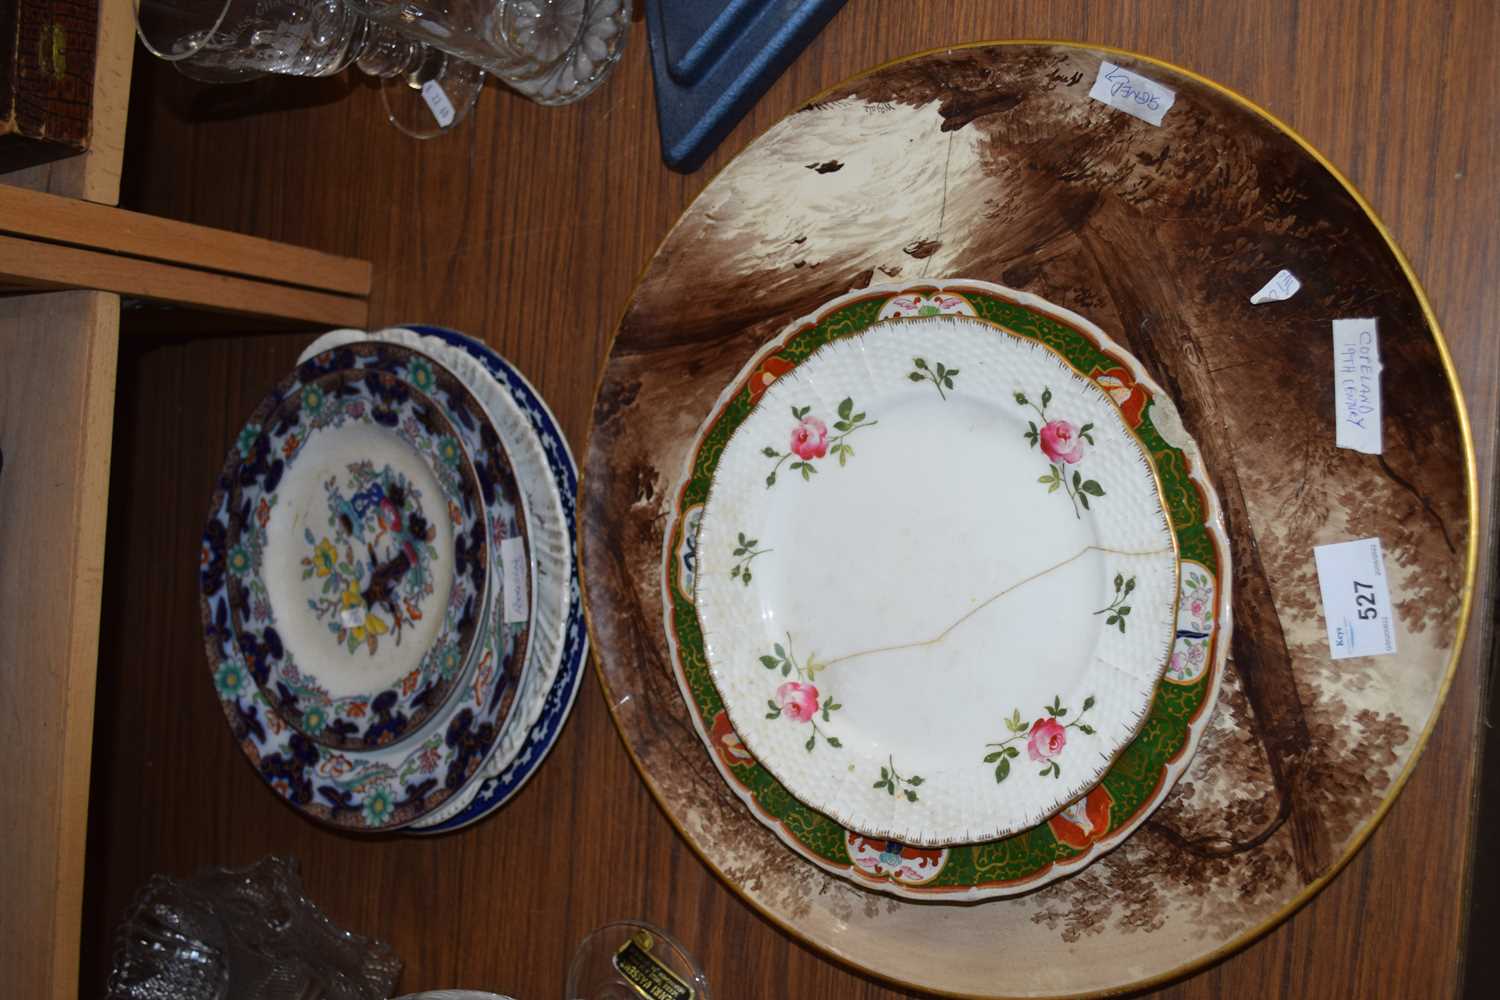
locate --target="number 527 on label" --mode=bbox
[1313,537,1397,660]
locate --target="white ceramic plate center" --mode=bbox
[265,422,454,699]
[755,391,1106,776]
[695,315,1179,845]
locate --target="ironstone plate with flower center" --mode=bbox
[290,326,575,831]
[202,508,509,830]
[693,300,1181,846]
[225,362,491,750]
[293,340,537,763]
[667,278,1229,897]
[202,343,533,830]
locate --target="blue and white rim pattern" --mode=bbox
[402,326,587,833]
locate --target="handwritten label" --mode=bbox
[1089,61,1176,126]
[421,80,456,128]
[1251,269,1301,304]
[1333,318,1383,454]
[500,536,529,624]
[1314,537,1396,659]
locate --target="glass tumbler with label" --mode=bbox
[374,923,705,1000]
[133,0,487,136]
[133,0,631,137]
[350,0,632,106]
[566,921,710,1000]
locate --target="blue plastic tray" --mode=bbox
[644,0,848,172]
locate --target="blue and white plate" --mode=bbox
[301,326,586,832]
[298,326,585,832]
[402,327,586,831]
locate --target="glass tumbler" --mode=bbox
[133,0,487,136]
[350,0,631,106]
[566,921,711,1000]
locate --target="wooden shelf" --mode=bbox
[0,185,372,296]
[0,5,132,991]
[0,291,119,999]
[0,230,371,326]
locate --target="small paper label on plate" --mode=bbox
[1333,318,1382,454]
[1089,61,1176,126]
[1251,269,1301,304]
[1313,537,1396,659]
[612,931,694,1000]
[421,80,456,127]
[500,536,529,624]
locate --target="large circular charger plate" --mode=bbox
[580,42,1476,999]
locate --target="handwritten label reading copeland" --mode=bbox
[1251,269,1301,304]
[1314,537,1396,660]
[500,536,529,623]
[1333,318,1383,454]
[1089,61,1177,126]
[421,80,456,127]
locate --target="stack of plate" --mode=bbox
[198,326,586,834]
[661,279,1232,897]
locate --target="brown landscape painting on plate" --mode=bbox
[581,43,1473,998]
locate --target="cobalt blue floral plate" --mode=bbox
[200,343,533,831]
[224,357,492,750]
[294,327,574,832]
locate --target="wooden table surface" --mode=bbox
[91,2,1498,997]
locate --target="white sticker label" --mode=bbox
[421,80,456,128]
[500,536,529,624]
[1251,269,1301,304]
[1333,318,1382,454]
[1089,61,1177,126]
[1314,538,1397,659]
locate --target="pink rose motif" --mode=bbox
[1039,420,1086,465]
[776,681,820,722]
[1027,717,1067,762]
[1190,598,1205,617]
[789,416,829,460]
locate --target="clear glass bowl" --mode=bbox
[107,856,402,1000]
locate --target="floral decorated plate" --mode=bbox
[592,42,1472,995]
[394,326,589,834]
[202,344,533,831]
[224,360,490,750]
[292,326,574,830]
[693,303,1180,845]
[203,483,513,831]
[666,279,1229,895]
[292,340,537,755]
